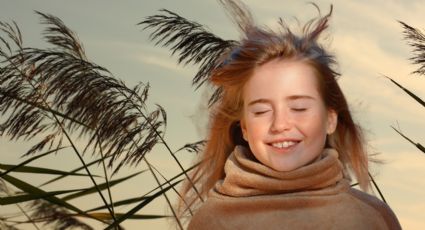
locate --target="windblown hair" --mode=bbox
[147,0,370,223]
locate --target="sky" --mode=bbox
[1,0,425,229]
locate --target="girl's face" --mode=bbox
[241,59,337,171]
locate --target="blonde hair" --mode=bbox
[177,0,369,222]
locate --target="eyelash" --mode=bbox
[291,108,307,112]
[252,108,307,115]
[253,110,270,115]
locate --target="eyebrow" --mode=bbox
[286,95,315,101]
[247,95,315,107]
[247,98,272,107]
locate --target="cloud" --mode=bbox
[139,55,185,72]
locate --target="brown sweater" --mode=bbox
[188,146,401,230]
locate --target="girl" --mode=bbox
[149,1,401,229]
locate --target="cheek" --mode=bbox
[243,117,270,140]
[296,112,329,138]
[244,121,260,140]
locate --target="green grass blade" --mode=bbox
[40,154,112,187]
[86,162,199,213]
[391,126,425,154]
[385,76,425,107]
[0,164,99,177]
[86,196,148,212]
[118,214,170,219]
[0,188,83,205]
[105,179,182,230]
[0,147,67,177]
[85,212,170,220]
[0,171,105,223]
[368,172,387,204]
[62,170,146,201]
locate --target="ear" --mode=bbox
[326,109,338,135]
[240,120,248,141]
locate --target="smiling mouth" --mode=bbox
[270,141,300,149]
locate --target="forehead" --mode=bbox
[243,59,321,101]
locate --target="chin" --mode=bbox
[271,163,299,172]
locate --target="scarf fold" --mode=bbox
[215,145,344,197]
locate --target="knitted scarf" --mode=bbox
[188,146,401,230]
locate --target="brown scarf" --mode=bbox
[215,146,344,197]
[188,146,401,230]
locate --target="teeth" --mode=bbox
[272,141,296,148]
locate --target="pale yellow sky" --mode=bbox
[1,0,425,229]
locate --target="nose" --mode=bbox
[270,111,291,133]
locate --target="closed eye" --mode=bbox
[291,108,307,112]
[253,110,270,115]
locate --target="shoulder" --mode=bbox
[187,190,246,230]
[187,195,225,230]
[347,188,402,230]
